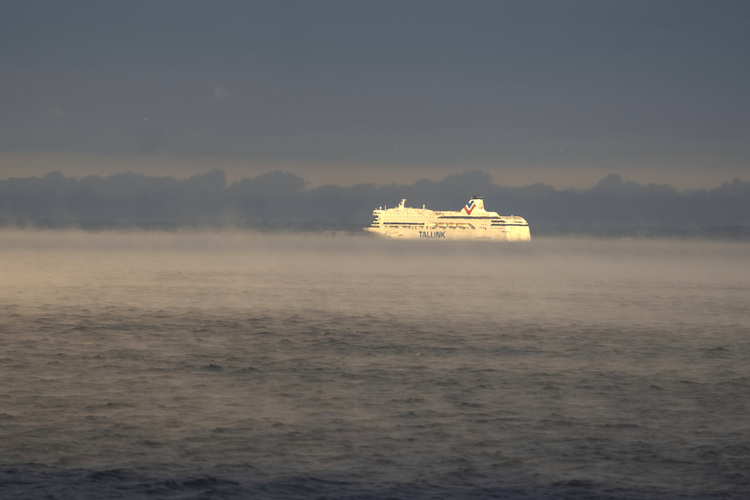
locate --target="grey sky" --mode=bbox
[1,1,749,188]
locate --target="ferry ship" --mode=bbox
[365,196,530,241]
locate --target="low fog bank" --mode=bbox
[1,170,749,238]
[4,230,748,328]
[3,228,748,263]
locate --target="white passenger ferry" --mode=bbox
[365,196,530,241]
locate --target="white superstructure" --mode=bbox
[365,196,530,241]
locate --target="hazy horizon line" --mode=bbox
[2,167,748,194]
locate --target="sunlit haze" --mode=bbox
[2,230,749,497]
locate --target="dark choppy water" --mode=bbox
[1,231,749,499]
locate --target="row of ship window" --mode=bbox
[380,222,519,226]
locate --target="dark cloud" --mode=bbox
[1,170,748,233]
[1,1,749,185]
[136,124,167,153]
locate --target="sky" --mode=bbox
[1,0,749,189]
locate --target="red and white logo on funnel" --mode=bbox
[464,200,476,215]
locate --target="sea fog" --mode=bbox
[1,230,749,499]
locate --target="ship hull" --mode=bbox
[365,226,530,241]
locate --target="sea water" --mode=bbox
[1,230,748,499]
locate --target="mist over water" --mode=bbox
[1,230,749,498]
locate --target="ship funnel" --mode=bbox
[463,196,485,215]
